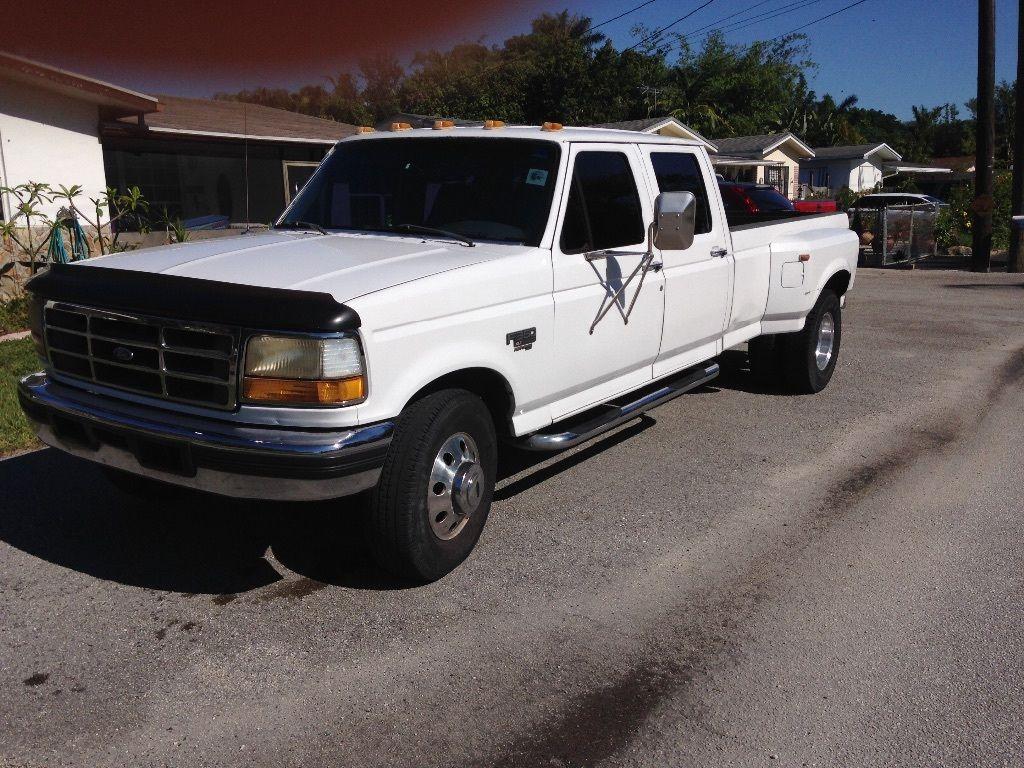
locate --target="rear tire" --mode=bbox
[780,289,842,393]
[367,389,497,583]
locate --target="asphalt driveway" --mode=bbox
[2,268,1023,767]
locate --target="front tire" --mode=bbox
[781,289,842,393]
[368,389,497,583]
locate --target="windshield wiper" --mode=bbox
[277,220,330,236]
[390,224,475,247]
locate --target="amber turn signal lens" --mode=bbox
[243,376,366,405]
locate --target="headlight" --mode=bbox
[242,335,366,406]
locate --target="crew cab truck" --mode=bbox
[19,125,858,582]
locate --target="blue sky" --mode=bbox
[29,0,1020,121]
[550,0,1020,118]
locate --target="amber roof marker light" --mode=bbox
[356,126,375,134]
[433,119,455,130]
[483,119,506,129]
[541,122,563,132]
[390,122,412,132]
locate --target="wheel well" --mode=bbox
[407,368,515,438]
[824,270,851,297]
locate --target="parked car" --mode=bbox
[848,193,947,213]
[19,126,858,581]
[793,199,838,213]
[718,181,795,215]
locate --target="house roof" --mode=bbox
[884,162,952,174]
[711,132,814,159]
[590,117,717,151]
[115,95,359,144]
[710,154,785,167]
[809,143,902,162]
[0,51,160,117]
[930,155,976,172]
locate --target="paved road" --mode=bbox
[2,269,1023,767]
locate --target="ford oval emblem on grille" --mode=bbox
[112,346,134,363]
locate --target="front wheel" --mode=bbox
[367,389,497,583]
[781,289,842,393]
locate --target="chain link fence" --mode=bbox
[849,204,939,267]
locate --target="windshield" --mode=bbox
[278,137,561,246]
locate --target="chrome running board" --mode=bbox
[516,362,720,451]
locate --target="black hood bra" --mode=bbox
[26,263,360,333]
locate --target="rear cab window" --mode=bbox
[649,152,713,234]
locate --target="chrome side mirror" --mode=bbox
[653,191,697,251]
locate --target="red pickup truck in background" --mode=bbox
[792,198,838,213]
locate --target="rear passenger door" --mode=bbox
[639,147,732,377]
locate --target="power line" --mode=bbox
[652,0,825,58]
[714,0,829,37]
[772,0,873,38]
[589,0,663,31]
[626,0,721,51]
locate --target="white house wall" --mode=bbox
[849,159,883,193]
[0,78,107,221]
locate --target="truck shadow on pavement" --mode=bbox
[712,349,803,396]
[0,448,404,594]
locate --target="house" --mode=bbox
[710,133,815,199]
[591,117,718,152]
[798,143,902,196]
[0,52,357,227]
[103,95,357,225]
[0,51,158,220]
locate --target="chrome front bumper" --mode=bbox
[18,373,393,501]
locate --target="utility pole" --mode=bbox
[973,0,996,272]
[1009,0,1024,272]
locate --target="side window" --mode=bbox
[650,152,712,234]
[560,152,645,254]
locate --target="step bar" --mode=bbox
[516,362,720,451]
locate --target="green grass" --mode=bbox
[1,337,42,455]
[0,295,30,335]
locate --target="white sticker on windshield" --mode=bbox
[525,169,549,186]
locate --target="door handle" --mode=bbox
[710,247,729,258]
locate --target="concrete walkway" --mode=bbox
[0,329,30,343]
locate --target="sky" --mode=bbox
[6,0,1020,120]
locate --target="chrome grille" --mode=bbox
[43,302,239,410]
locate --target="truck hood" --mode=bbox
[82,231,521,302]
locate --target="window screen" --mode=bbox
[560,152,644,253]
[650,152,712,234]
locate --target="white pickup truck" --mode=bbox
[19,125,857,581]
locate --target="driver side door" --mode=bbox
[548,144,665,420]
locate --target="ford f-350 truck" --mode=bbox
[19,124,858,581]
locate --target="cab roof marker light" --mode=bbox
[433,119,455,130]
[356,126,375,134]
[390,122,412,132]
[484,119,506,129]
[541,122,563,132]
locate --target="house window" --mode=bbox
[283,161,319,205]
[561,152,644,254]
[801,166,830,188]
